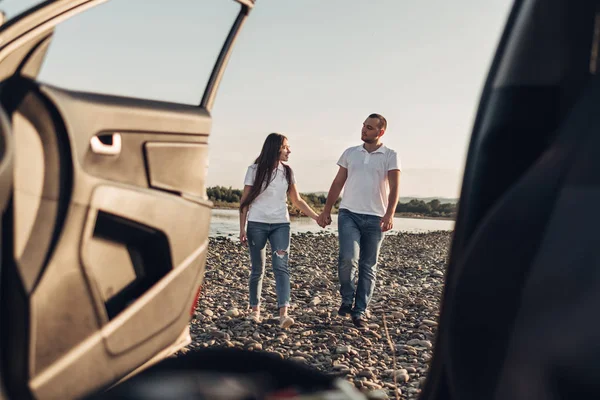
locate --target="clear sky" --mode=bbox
[2,0,513,198]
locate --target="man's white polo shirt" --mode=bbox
[337,144,401,217]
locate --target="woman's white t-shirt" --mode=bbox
[244,163,295,223]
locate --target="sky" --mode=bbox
[1,0,514,198]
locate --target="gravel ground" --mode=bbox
[186,231,452,399]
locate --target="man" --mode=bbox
[317,113,401,328]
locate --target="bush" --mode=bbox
[206,186,243,203]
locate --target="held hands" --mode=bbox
[316,211,332,228]
[314,210,392,231]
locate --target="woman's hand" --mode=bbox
[240,229,248,246]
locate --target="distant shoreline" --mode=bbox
[211,205,455,222]
[208,187,458,221]
[393,212,455,221]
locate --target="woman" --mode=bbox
[239,133,320,329]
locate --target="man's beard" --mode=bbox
[362,136,377,144]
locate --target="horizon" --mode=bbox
[206,184,460,203]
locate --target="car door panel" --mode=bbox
[19,86,214,399]
[30,201,209,399]
[10,88,69,294]
[40,85,211,198]
[144,142,210,198]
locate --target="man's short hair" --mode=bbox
[368,113,387,131]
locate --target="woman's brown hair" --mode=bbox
[240,133,292,212]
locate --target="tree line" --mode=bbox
[206,186,457,219]
[395,199,457,218]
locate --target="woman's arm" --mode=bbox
[239,185,252,245]
[288,184,319,220]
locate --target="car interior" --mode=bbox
[422,0,600,399]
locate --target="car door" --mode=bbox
[0,1,255,399]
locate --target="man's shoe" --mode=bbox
[338,304,353,317]
[352,316,368,329]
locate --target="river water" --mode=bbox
[210,209,454,238]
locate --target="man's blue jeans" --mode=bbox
[247,221,291,309]
[337,208,385,318]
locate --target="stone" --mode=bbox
[225,308,240,317]
[366,389,389,400]
[336,345,351,354]
[394,369,410,383]
[361,381,382,390]
[210,331,230,340]
[358,369,375,379]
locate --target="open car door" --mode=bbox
[421,0,600,399]
[0,1,255,399]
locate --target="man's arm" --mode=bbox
[317,167,348,226]
[380,169,401,232]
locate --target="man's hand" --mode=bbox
[380,214,394,232]
[240,229,248,246]
[317,211,332,228]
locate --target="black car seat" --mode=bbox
[440,74,600,400]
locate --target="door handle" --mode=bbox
[90,133,121,156]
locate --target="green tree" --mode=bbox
[429,199,441,211]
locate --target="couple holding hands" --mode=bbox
[239,113,401,329]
